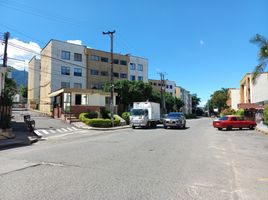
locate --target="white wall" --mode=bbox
[128,56,148,83]
[251,73,268,103]
[165,80,176,97]
[230,89,240,110]
[50,40,87,92]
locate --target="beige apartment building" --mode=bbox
[240,73,251,104]
[28,56,40,109]
[175,86,192,114]
[85,48,129,89]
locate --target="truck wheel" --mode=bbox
[132,126,135,129]
[218,128,222,130]
[164,125,167,129]
[249,125,254,130]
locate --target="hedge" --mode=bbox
[264,105,268,125]
[79,113,121,127]
[122,112,130,124]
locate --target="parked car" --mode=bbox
[213,115,257,131]
[163,112,186,129]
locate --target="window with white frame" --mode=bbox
[130,63,136,70]
[130,75,135,81]
[61,66,70,75]
[137,64,143,71]
[74,53,82,61]
[74,82,82,89]
[61,82,70,88]
[74,67,82,76]
[138,76,143,81]
[61,51,70,60]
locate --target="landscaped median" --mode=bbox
[77,111,130,130]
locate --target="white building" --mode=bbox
[128,55,148,83]
[39,40,87,114]
[165,80,176,97]
[250,72,268,104]
[175,86,192,114]
[227,88,240,110]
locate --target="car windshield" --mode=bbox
[131,109,146,116]
[167,113,182,118]
[219,116,228,121]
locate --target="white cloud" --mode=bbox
[0,38,41,70]
[67,40,82,45]
[199,40,205,46]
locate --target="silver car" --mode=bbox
[163,112,186,129]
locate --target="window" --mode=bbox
[74,83,82,89]
[150,82,152,85]
[61,51,70,60]
[101,71,108,76]
[130,63,136,70]
[74,67,82,76]
[120,73,127,78]
[61,66,70,75]
[137,64,143,71]
[113,72,119,78]
[61,82,70,88]
[120,60,127,65]
[130,75,135,81]
[153,83,156,86]
[74,53,82,62]
[138,76,143,81]
[113,59,119,64]
[91,55,99,61]
[166,85,169,89]
[75,94,81,105]
[91,69,99,75]
[158,83,161,86]
[101,57,109,62]
[170,85,173,89]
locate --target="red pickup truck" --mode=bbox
[213,115,257,131]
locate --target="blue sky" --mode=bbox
[1,0,268,105]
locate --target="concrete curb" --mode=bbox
[256,126,268,136]
[72,122,131,131]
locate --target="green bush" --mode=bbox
[235,109,244,116]
[85,111,98,119]
[121,112,130,124]
[79,113,87,121]
[114,115,121,126]
[100,108,110,119]
[264,105,268,125]
[220,108,235,117]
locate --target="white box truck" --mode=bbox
[130,102,161,129]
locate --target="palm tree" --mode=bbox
[251,34,268,83]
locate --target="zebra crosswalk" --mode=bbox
[34,126,81,137]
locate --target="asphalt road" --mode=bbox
[0,118,267,200]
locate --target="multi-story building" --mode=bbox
[250,72,268,105]
[175,86,192,114]
[149,79,176,97]
[227,88,240,110]
[85,48,129,89]
[240,73,251,104]
[128,55,148,83]
[39,39,87,114]
[28,56,40,109]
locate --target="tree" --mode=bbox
[191,94,201,114]
[251,34,268,82]
[210,88,228,113]
[21,85,28,99]
[174,97,184,112]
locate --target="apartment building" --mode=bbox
[240,73,251,104]
[250,72,268,104]
[175,86,192,114]
[28,56,40,109]
[128,55,148,83]
[85,48,129,89]
[39,40,87,114]
[149,79,176,97]
[227,88,240,110]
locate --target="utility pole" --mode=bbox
[103,30,115,127]
[158,72,167,115]
[3,32,10,68]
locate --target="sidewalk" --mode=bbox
[0,121,38,149]
[256,123,268,135]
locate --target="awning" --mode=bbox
[48,89,64,98]
[238,103,263,110]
